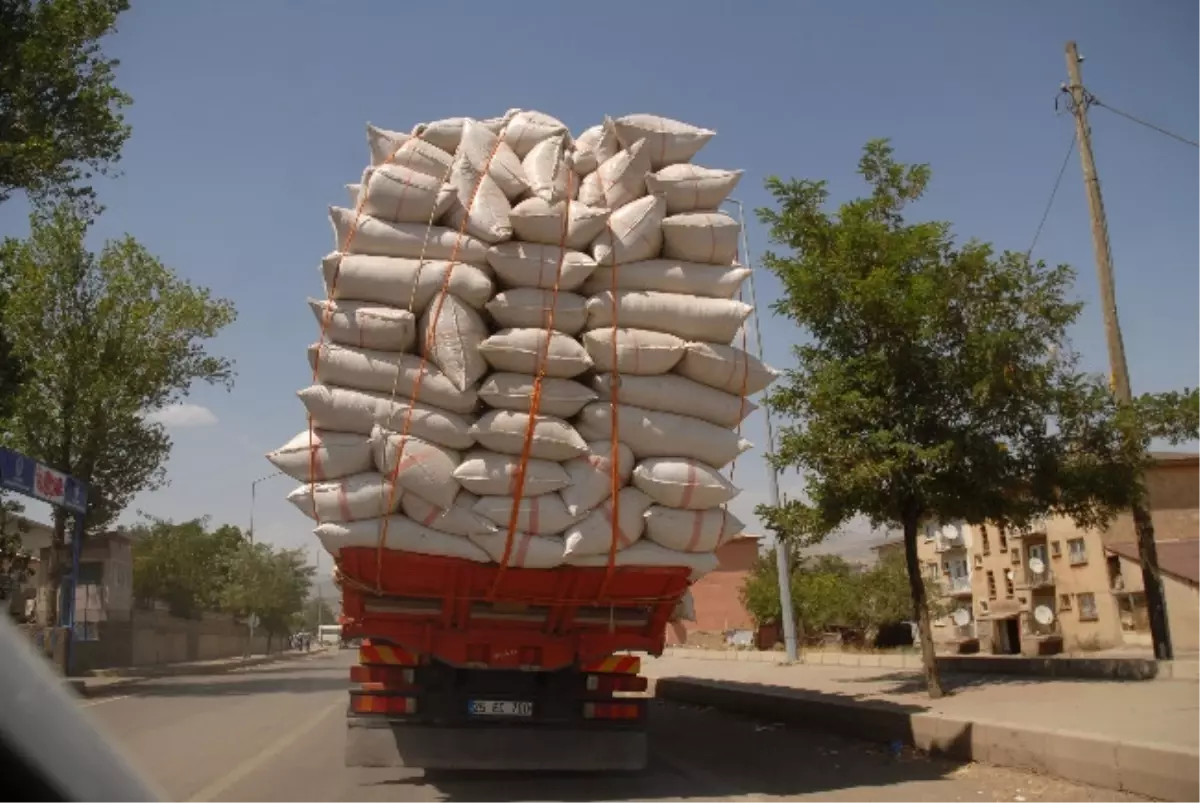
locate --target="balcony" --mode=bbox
[934,534,965,553]
[944,577,973,598]
[1024,566,1055,589]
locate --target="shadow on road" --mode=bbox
[106,673,349,698]
[362,698,963,801]
[846,669,1117,695]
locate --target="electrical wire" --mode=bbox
[1026,129,1077,261]
[1091,96,1199,149]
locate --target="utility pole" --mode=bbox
[1064,40,1173,660]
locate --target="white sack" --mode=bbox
[566,539,719,581]
[582,260,749,300]
[591,195,666,266]
[309,298,416,352]
[575,403,752,468]
[485,289,588,335]
[315,516,490,563]
[559,440,635,516]
[611,114,715,169]
[573,118,619,175]
[329,207,490,263]
[366,124,454,177]
[502,110,570,159]
[411,114,510,155]
[345,184,360,206]
[581,328,687,376]
[401,490,498,537]
[522,134,575,204]
[470,410,589,462]
[370,428,462,509]
[661,212,741,265]
[322,254,494,311]
[358,164,456,224]
[578,139,650,210]
[297,384,474,449]
[266,429,373,482]
[453,450,571,497]
[593,373,756,428]
[644,506,745,552]
[478,373,596,419]
[675,341,780,395]
[419,294,490,391]
[473,493,579,536]
[509,197,610,250]
[586,290,751,344]
[287,471,401,522]
[478,328,593,378]
[632,458,739,510]
[452,117,529,199]
[442,122,515,243]
[469,530,565,569]
[486,242,596,292]
[562,487,654,557]
[645,164,743,214]
[307,343,478,414]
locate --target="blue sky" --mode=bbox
[2,2,1196,563]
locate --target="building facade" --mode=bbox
[666,533,761,646]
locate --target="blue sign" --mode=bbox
[0,447,88,514]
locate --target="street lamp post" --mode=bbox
[722,199,799,664]
[249,470,284,543]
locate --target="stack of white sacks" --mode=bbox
[266,110,779,583]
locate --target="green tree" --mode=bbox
[299,596,336,633]
[0,202,236,625]
[222,543,314,650]
[1133,388,1198,446]
[756,140,1141,697]
[0,0,132,203]
[130,517,245,618]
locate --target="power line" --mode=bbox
[1026,129,1077,261]
[1090,96,1199,149]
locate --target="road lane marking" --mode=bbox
[186,700,342,802]
[82,694,134,707]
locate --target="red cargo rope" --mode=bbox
[488,158,576,598]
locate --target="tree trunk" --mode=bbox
[903,513,944,698]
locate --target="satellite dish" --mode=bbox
[1034,605,1055,626]
[1005,569,1014,580]
[952,608,971,626]
[1028,556,1046,574]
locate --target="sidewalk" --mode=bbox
[644,653,1199,800]
[71,647,328,697]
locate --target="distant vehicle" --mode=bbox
[317,624,341,647]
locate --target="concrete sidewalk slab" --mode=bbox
[655,676,1199,801]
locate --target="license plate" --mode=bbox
[468,699,533,717]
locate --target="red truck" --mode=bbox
[337,545,691,771]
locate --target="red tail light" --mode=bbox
[349,693,418,716]
[585,673,648,694]
[582,701,643,720]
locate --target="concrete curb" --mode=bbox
[655,677,1199,801]
[76,649,328,699]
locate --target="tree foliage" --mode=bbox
[0,201,236,623]
[0,0,132,203]
[298,596,336,633]
[756,140,1143,696]
[740,550,921,641]
[221,543,315,640]
[1133,388,1199,447]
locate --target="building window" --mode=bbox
[1051,540,1062,557]
[973,554,983,569]
[998,527,1008,552]
[980,527,991,556]
[986,570,997,599]
[1004,570,1015,598]
[1067,538,1088,566]
[1077,592,1098,621]
[1010,548,1020,565]
[923,523,935,542]
[979,600,989,615]
[77,561,104,585]
[1059,593,1072,611]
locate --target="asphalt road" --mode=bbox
[78,651,1140,802]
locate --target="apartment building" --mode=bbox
[918,451,1199,656]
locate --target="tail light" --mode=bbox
[585,674,648,694]
[349,693,418,716]
[582,701,643,720]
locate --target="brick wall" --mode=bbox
[667,536,761,645]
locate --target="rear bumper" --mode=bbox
[345,717,648,771]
